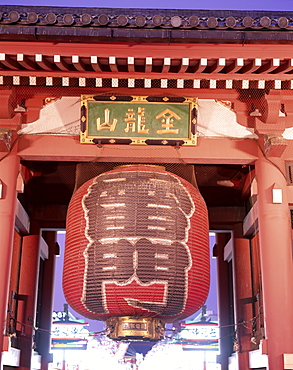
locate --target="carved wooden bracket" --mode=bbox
[231,89,292,156]
[23,96,45,124]
[0,89,17,119]
[257,92,281,125]
[234,89,293,136]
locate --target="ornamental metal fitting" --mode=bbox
[0,128,12,151]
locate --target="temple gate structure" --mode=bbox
[1,4,293,370]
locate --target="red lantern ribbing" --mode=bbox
[63,165,209,340]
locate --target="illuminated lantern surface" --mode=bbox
[63,165,209,339]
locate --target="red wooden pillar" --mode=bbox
[0,150,20,366]
[215,232,233,370]
[232,224,253,370]
[17,235,40,370]
[255,155,293,369]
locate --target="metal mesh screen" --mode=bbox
[6,82,292,331]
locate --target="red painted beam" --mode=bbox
[16,134,259,164]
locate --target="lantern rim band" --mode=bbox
[113,164,166,171]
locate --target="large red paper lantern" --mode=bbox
[63,165,209,340]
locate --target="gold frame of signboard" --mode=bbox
[80,95,197,146]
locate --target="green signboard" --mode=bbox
[80,95,197,146]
